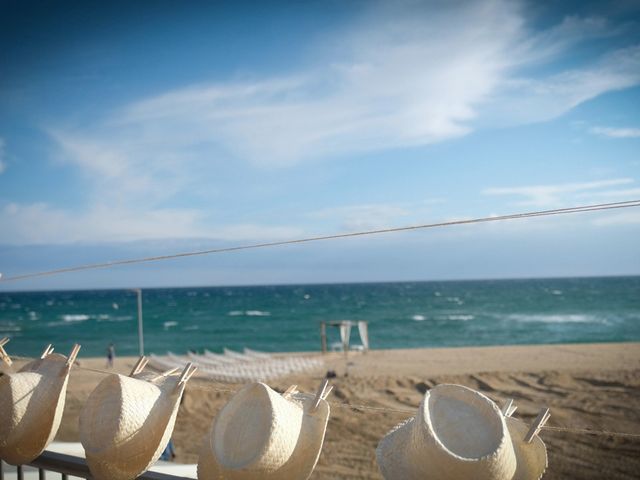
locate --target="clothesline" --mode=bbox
[64,362,640,440]
[1,199,639,283]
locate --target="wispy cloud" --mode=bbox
[0,202,304,245]
[104,2,640,167]
[0,137,6,174]
[31,1,640,245]
[309,199,445,231]
[589,126,640,138]
[483,178,635,207]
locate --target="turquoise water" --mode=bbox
[0,276,639,357]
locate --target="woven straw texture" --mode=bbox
[197,382,330,480]
[506,417,548,480]
[0,354,71,465]
[80,372,187,480]
[376,384,517,480]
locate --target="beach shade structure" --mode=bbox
[197,380,332,480]
[376,384,548,480]
[79,359,197,480]
[0,343,81,465]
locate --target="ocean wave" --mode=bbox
[412,315,426,321]
[97,315,133,322]
[184,325,199,331]
[448,314,474,321]
[163,321,178,329]
[61,314,90,322]
[228,310,271,317]
[0,325,21,332]
[507,314,600,324]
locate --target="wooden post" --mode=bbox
[320,322,327,354]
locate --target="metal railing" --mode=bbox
[1,451,190,480]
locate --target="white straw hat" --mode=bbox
[0,344,81,465]
[80,361,196,480]
[376,384,546,480]
[197,382,331,480]
[505,416,548,480]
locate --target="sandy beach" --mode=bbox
[36,342,640,479]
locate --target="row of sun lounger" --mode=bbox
[148,348,324,383]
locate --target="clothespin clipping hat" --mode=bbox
[376,384,548,480]
[197,379,332,480]
[80,359,196,480]
[0,343,81,465]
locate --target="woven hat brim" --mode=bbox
[198,394,330,480]
[375,417,415,480]
[506,417,548,480]
[0,360,70,465]
[82,375,186,480]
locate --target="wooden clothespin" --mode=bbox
[501,398,517,417]
[66,344,81,367]
[40,344,54,359]
[0,337,12,366]
[130,356,149,376]
[176,362,197,389]
[524,407,550,443]
[311,379,332,412]
[283,384,298,398]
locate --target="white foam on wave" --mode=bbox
[246,310,271,317]
[551,290,563,295]
[412,315,426,321]
[448,314,474,321]
[0,324,21,332]
[97,315,133,322]
[163,321,178,329]
[61,314,90,322]
[508,314,600,324]
[228,310,271,317]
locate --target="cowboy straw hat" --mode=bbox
[0,343,81,465]
[79,360,196,480]
[197,382,331,480]
[376,384,547,480]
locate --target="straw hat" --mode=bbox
[80,361,196,480]
[505,416,547,480]
[376,384,547,480]
[0,344,81,465]
[197,382,331,480]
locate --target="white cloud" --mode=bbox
[483,178,635,207]
[0,202,304,245]
[23,1,640,246]
[0,137,6,174]
[480,45,640,126]
[106,2,640,169]
[309,199,445,231]
[591,211,640,226]
[589,126,640,138]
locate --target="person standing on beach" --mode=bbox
[106,343,115,368]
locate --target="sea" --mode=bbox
[0,276,639,358]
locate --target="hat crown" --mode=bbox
[377,384,517,480]
[420,384,506,460]
[212,383,303,471]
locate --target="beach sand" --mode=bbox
[46,342,640,479]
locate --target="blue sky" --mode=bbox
[0,0,639,290]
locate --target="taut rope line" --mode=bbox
[1,199,639,283]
